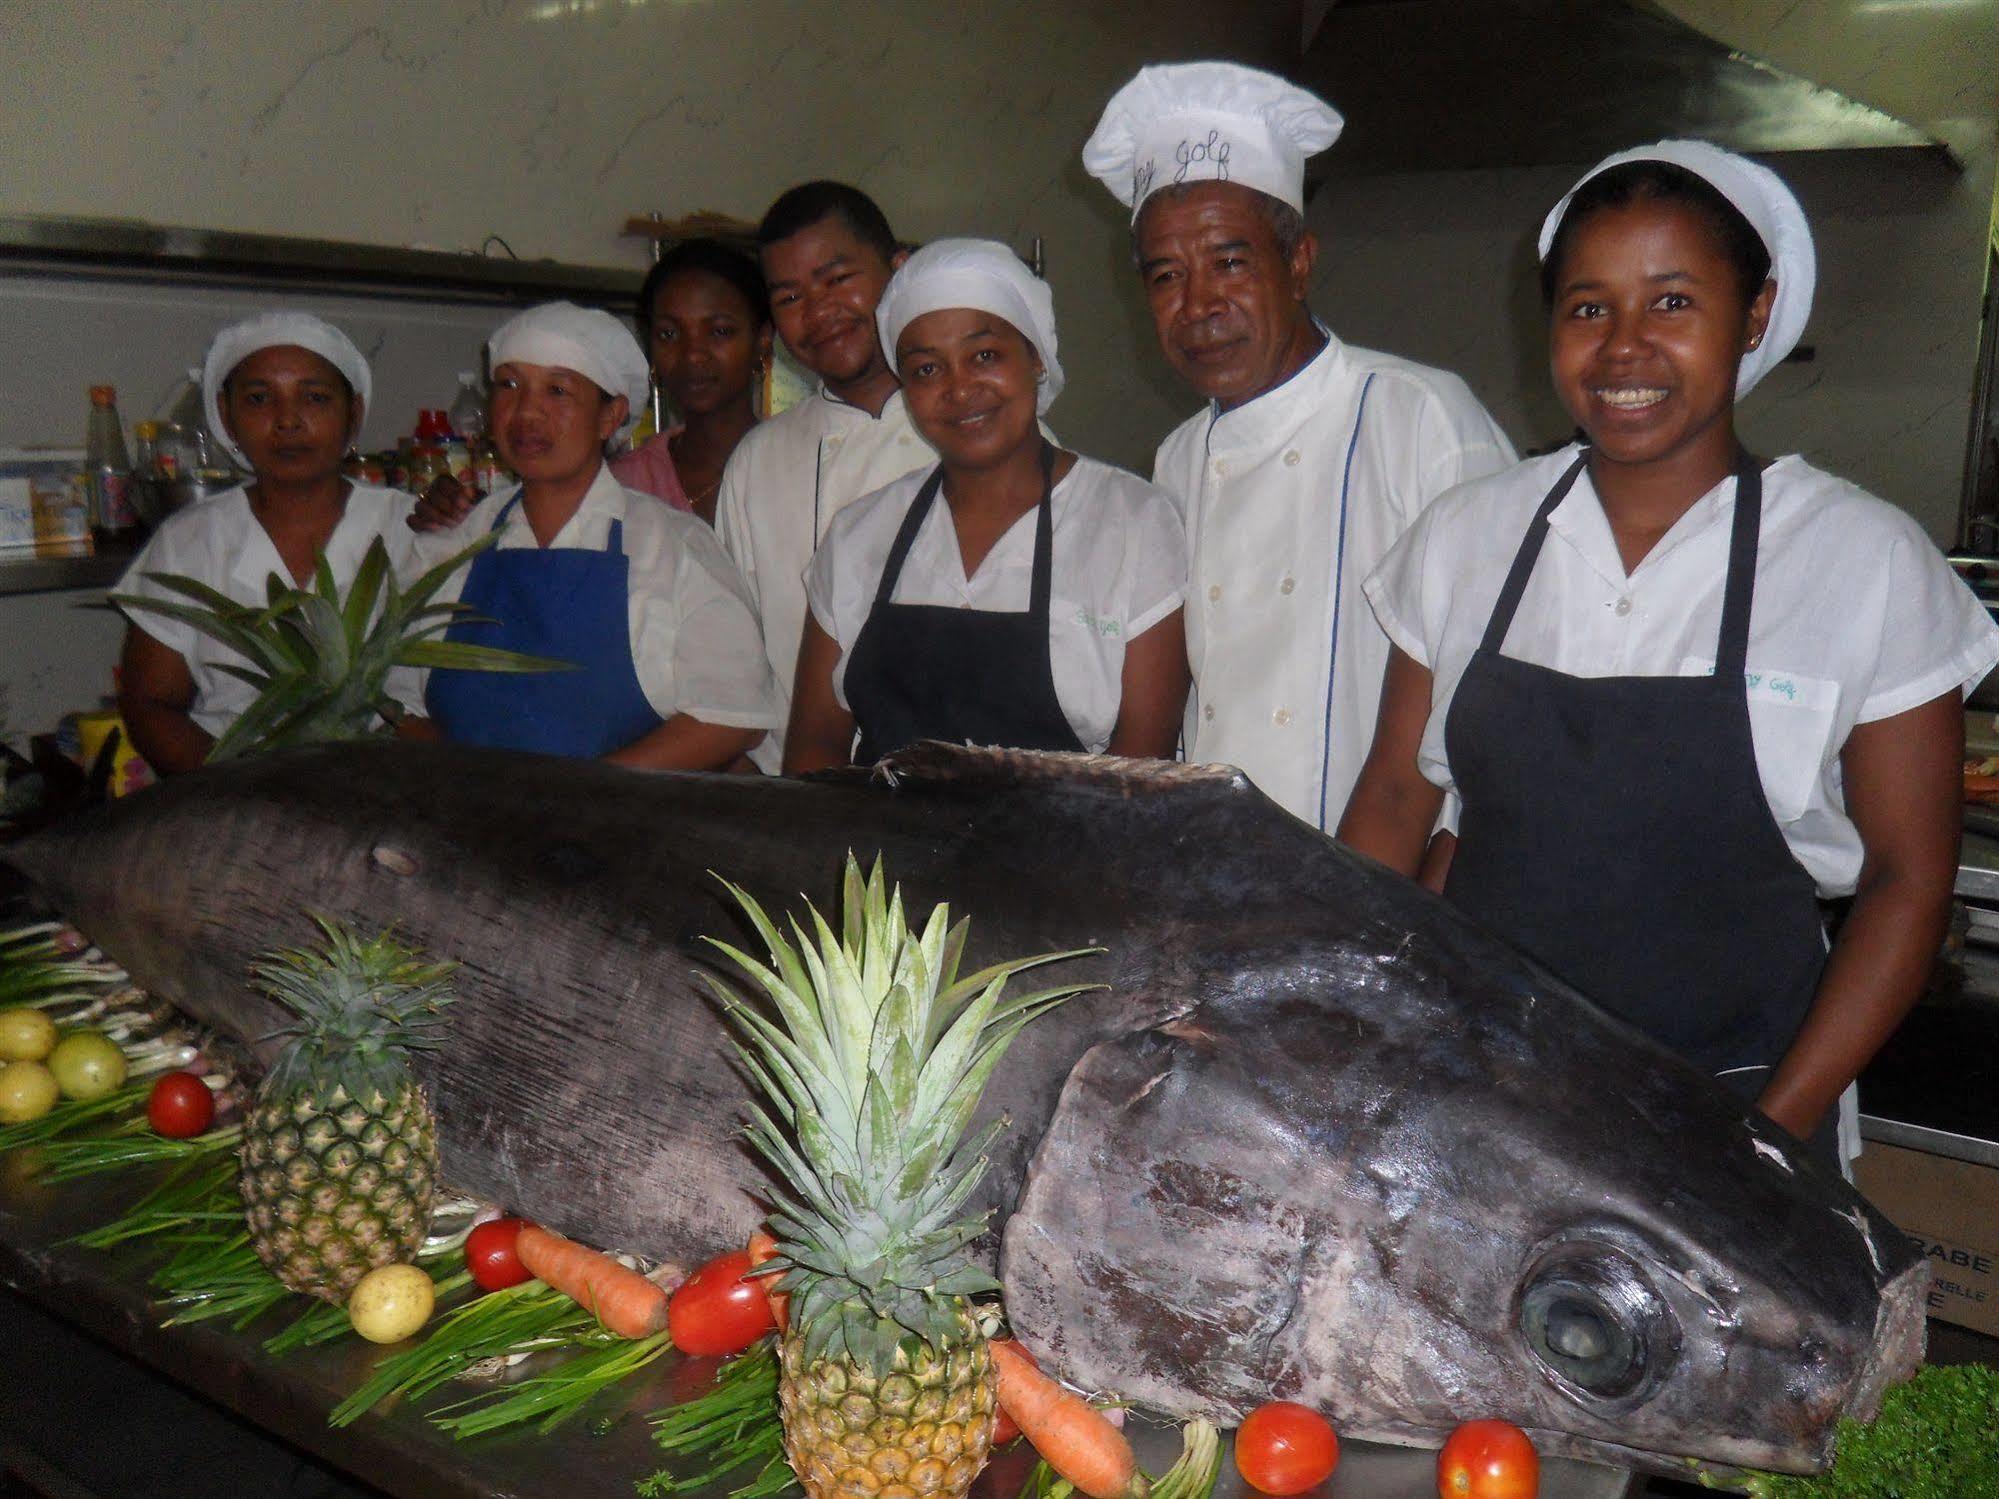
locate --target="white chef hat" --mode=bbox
[202,312,372,469]
[875,238,1065,415]
[1082,61,1343,220]
[487,301,650,446]
[1537,139,1815,397]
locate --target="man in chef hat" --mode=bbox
[1085,62,1515,835]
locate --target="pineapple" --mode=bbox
[238,917,454,1303]
[705,857,1095,1499]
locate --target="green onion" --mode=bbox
[1150,1421,1221,1499]
[426,1327,673,1438]
[0,1080,150,1155]
[638,1341,796,1499]
[36,1125,239,1183]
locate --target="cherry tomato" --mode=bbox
[1234,1401,1340,1495]
[465,1217,532,1292]
[146,1072,215,1138]
[991,1339,1035,1445]
[668,1248,777,1356]
[1437,1420,1539,1499]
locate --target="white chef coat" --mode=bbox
[116,482,420,737]
[806,455,1187,754]
[409,463,779,731]
[715,386,935,769]
[1364,446,1999,895]
[1157,328,1515,831]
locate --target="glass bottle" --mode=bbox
[85,385,139,541]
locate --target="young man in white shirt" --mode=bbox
[714,182,934,771]
[1083,63,1515,831]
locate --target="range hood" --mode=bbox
[1292,0,1945,180]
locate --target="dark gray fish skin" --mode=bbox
[2,741,1922,1478]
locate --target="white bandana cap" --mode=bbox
[1082,61,1343,220]
[1538,139,1815,397]
[202,312,372,469]
[876,238,1065,415]
[487,301,650,446]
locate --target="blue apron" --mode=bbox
[425,491,661,758]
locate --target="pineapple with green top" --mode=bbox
[239,918,453,1303]
[705,856,1096,1499]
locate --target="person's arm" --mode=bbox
[783,616,857,774]
[603,715,763,772]
[1756,691,1962,1138]
[407,473,480,533]
[115,625,213,775]
[1335,645,1445,877]
[1105,609,1189,759]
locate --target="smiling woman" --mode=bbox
[113,312,422,774]
[1338,140,1999,1171]
[782,238,1190,772]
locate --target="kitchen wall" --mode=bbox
[0,0,1287,744]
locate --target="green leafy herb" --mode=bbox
[35,1124,239,1183]
[111,533,571,763]
[638,1340,796,1499]
[0,1080,150,1155]
[427,1328,673,1438]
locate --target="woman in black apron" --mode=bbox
[784,238,1189,771]
[1340,143,1993,1169]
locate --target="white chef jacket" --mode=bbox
[1156,328,1515,831]
[409,463,779,732]
[806,455,1187,754]
[1364,447,1999,895]
[116,482,420,737]
[715,386,935,769]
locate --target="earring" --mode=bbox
[1748,334,1764,349]
[1034,370,1048,385]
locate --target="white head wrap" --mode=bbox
[1082,61,1343,221]
[875,239,1065,415]
[486,301,650,446]
[202,312,372,469]
[1537,139,1815,397]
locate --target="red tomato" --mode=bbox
[668,1248,777,1356]
[991,1339,1035,1445]
[1437,1420,1539,1499]
[1234,1401,1340,1495]
[465,1217,532,1292]
[146,1072,215,1138]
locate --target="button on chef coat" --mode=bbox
[412,463,779,732]
[715,386,934,769]
[807,455,1187,754]
[116,482,420,737]
[1365,446,1999,894]
[1155,329,1514,830]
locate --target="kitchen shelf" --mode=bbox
[0,543,132,598]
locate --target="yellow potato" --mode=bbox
[46,1031,127,1101]
[0,1008,58,1063]
[0,1060,60,1123]
[347,1263,436,1344]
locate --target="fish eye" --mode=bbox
[1517,1242,1679,1403]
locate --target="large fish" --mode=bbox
[2,741,1923,1479]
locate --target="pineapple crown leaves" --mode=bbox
[110,533,572,764]
[250,914,457,1103]
[702,854,1102,1375]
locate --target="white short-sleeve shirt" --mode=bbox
[116,482,420,737]
[1363,447,1999,894]
[805,455,1187,754]
[411,463,779,731]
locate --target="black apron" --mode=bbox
[845,444,1085,764]
[1443,452,1835,1159]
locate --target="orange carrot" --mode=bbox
[990,1338,1034,1444]
[746,1226,790,1331]
[990,1338,1148,1499]
[516,1222,668,1340]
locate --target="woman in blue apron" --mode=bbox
[415,302,778,768]
[1340,142,1998,1168]
[783,238,1190,771]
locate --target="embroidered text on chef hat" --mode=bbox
[1538,139,1815,397]
[488,302,651,447]
[203,312,373,470]
[1082,61,1344,220]
[876,238,1065,415]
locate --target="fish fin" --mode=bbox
[847,742,1253,797]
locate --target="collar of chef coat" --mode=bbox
[226,482,395,595]
[1199,321,1347,458]
[809,382,912,429]
[1545,451,1742,593]
[486,463,630,551]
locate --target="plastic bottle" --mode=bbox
[448,372,485,446]
[85,385,138,540]
[129,420,163,526]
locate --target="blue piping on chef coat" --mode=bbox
[1316,373,1376,830]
